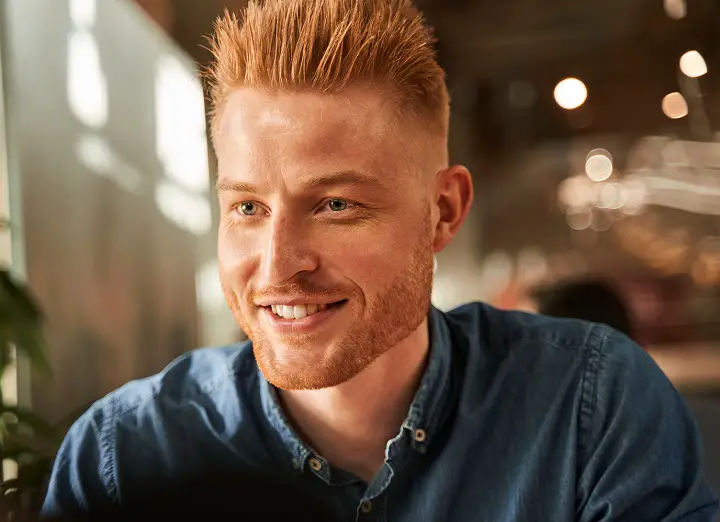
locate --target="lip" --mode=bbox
[261,301,346,333]
[255,298,342,307]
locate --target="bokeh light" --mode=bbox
[597,183,627,210]
[554,78,587,110]
[679,50,708,78]
[566,209,593,231]
[622,177,648,214]
[663,0,687,19]
[585,149,613,182]
[662,92,689,119]
[558,175,595,210]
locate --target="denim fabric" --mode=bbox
[42,303,719,521]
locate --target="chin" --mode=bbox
[254,341,372,391]
[258,361,353,391]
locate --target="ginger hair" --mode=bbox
[205,0,449,143]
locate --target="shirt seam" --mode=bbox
[503,324,610,468]
[99,394,119,504]
[577,324,611,470]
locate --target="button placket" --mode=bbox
[360,500,373,514]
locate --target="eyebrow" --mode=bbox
[215,178,258,194]
[215,170,383,194]
[299,170,383,190]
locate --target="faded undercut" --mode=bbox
[205,0,449,145]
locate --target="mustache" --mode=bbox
[251,281,348,301]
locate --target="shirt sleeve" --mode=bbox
[41,402,117,518]
[577,327,719,521]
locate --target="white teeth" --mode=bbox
[293,306,307,319]
[268,303,327,320]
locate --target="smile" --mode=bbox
[269,303,328,320]
[261,300,347,332]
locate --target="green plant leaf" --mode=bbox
[2,410,19,424]
[10,325,51,378]
[0,271,42,321]
[0,267,57,518]
[0,340,11,384]
[2,407,61,444]
[1,479,19,496]
[1,455,53,489]
[0,446,35,461]
[0,270,51,378]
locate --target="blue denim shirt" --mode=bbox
[42,303,718,521]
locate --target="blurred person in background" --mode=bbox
[534,279,634,339]
[42,0,717,520]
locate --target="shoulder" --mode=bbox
[72,341,259,453]
[445,303,685,439]
[444,301,610,358]
[44,343,263,513]
[89,342,256,420]
[443,301,658,399]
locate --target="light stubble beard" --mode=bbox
[222,206,435,390]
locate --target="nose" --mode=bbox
[259,214,318,285]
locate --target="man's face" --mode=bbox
[215,87,435,390]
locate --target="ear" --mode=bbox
[432,165,474,253]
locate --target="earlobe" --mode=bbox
[432,165,474,253]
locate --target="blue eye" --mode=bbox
[328,199,348,212]
[238,202,258,216]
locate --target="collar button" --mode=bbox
[309,457,323,472]
[360,500,373,514]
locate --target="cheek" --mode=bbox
[324,226,418,285]
[217,229,255,288]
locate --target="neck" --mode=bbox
[279,319,430,483]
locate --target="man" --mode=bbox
[43,0,718,520]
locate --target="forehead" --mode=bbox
[214,87,413,186]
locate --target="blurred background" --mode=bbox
[0,0,718,496]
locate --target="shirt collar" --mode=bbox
[401,306,454,453]
[259,375,310,473]
[258,305,455,467]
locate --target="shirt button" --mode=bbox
[360,500,373,514]
[309,457,323,472]
[414,429,427,442]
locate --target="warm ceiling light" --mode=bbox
[662,92,689,119]
[585,149,613,182]
[554,78,588,110]
[679,50,707,78]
